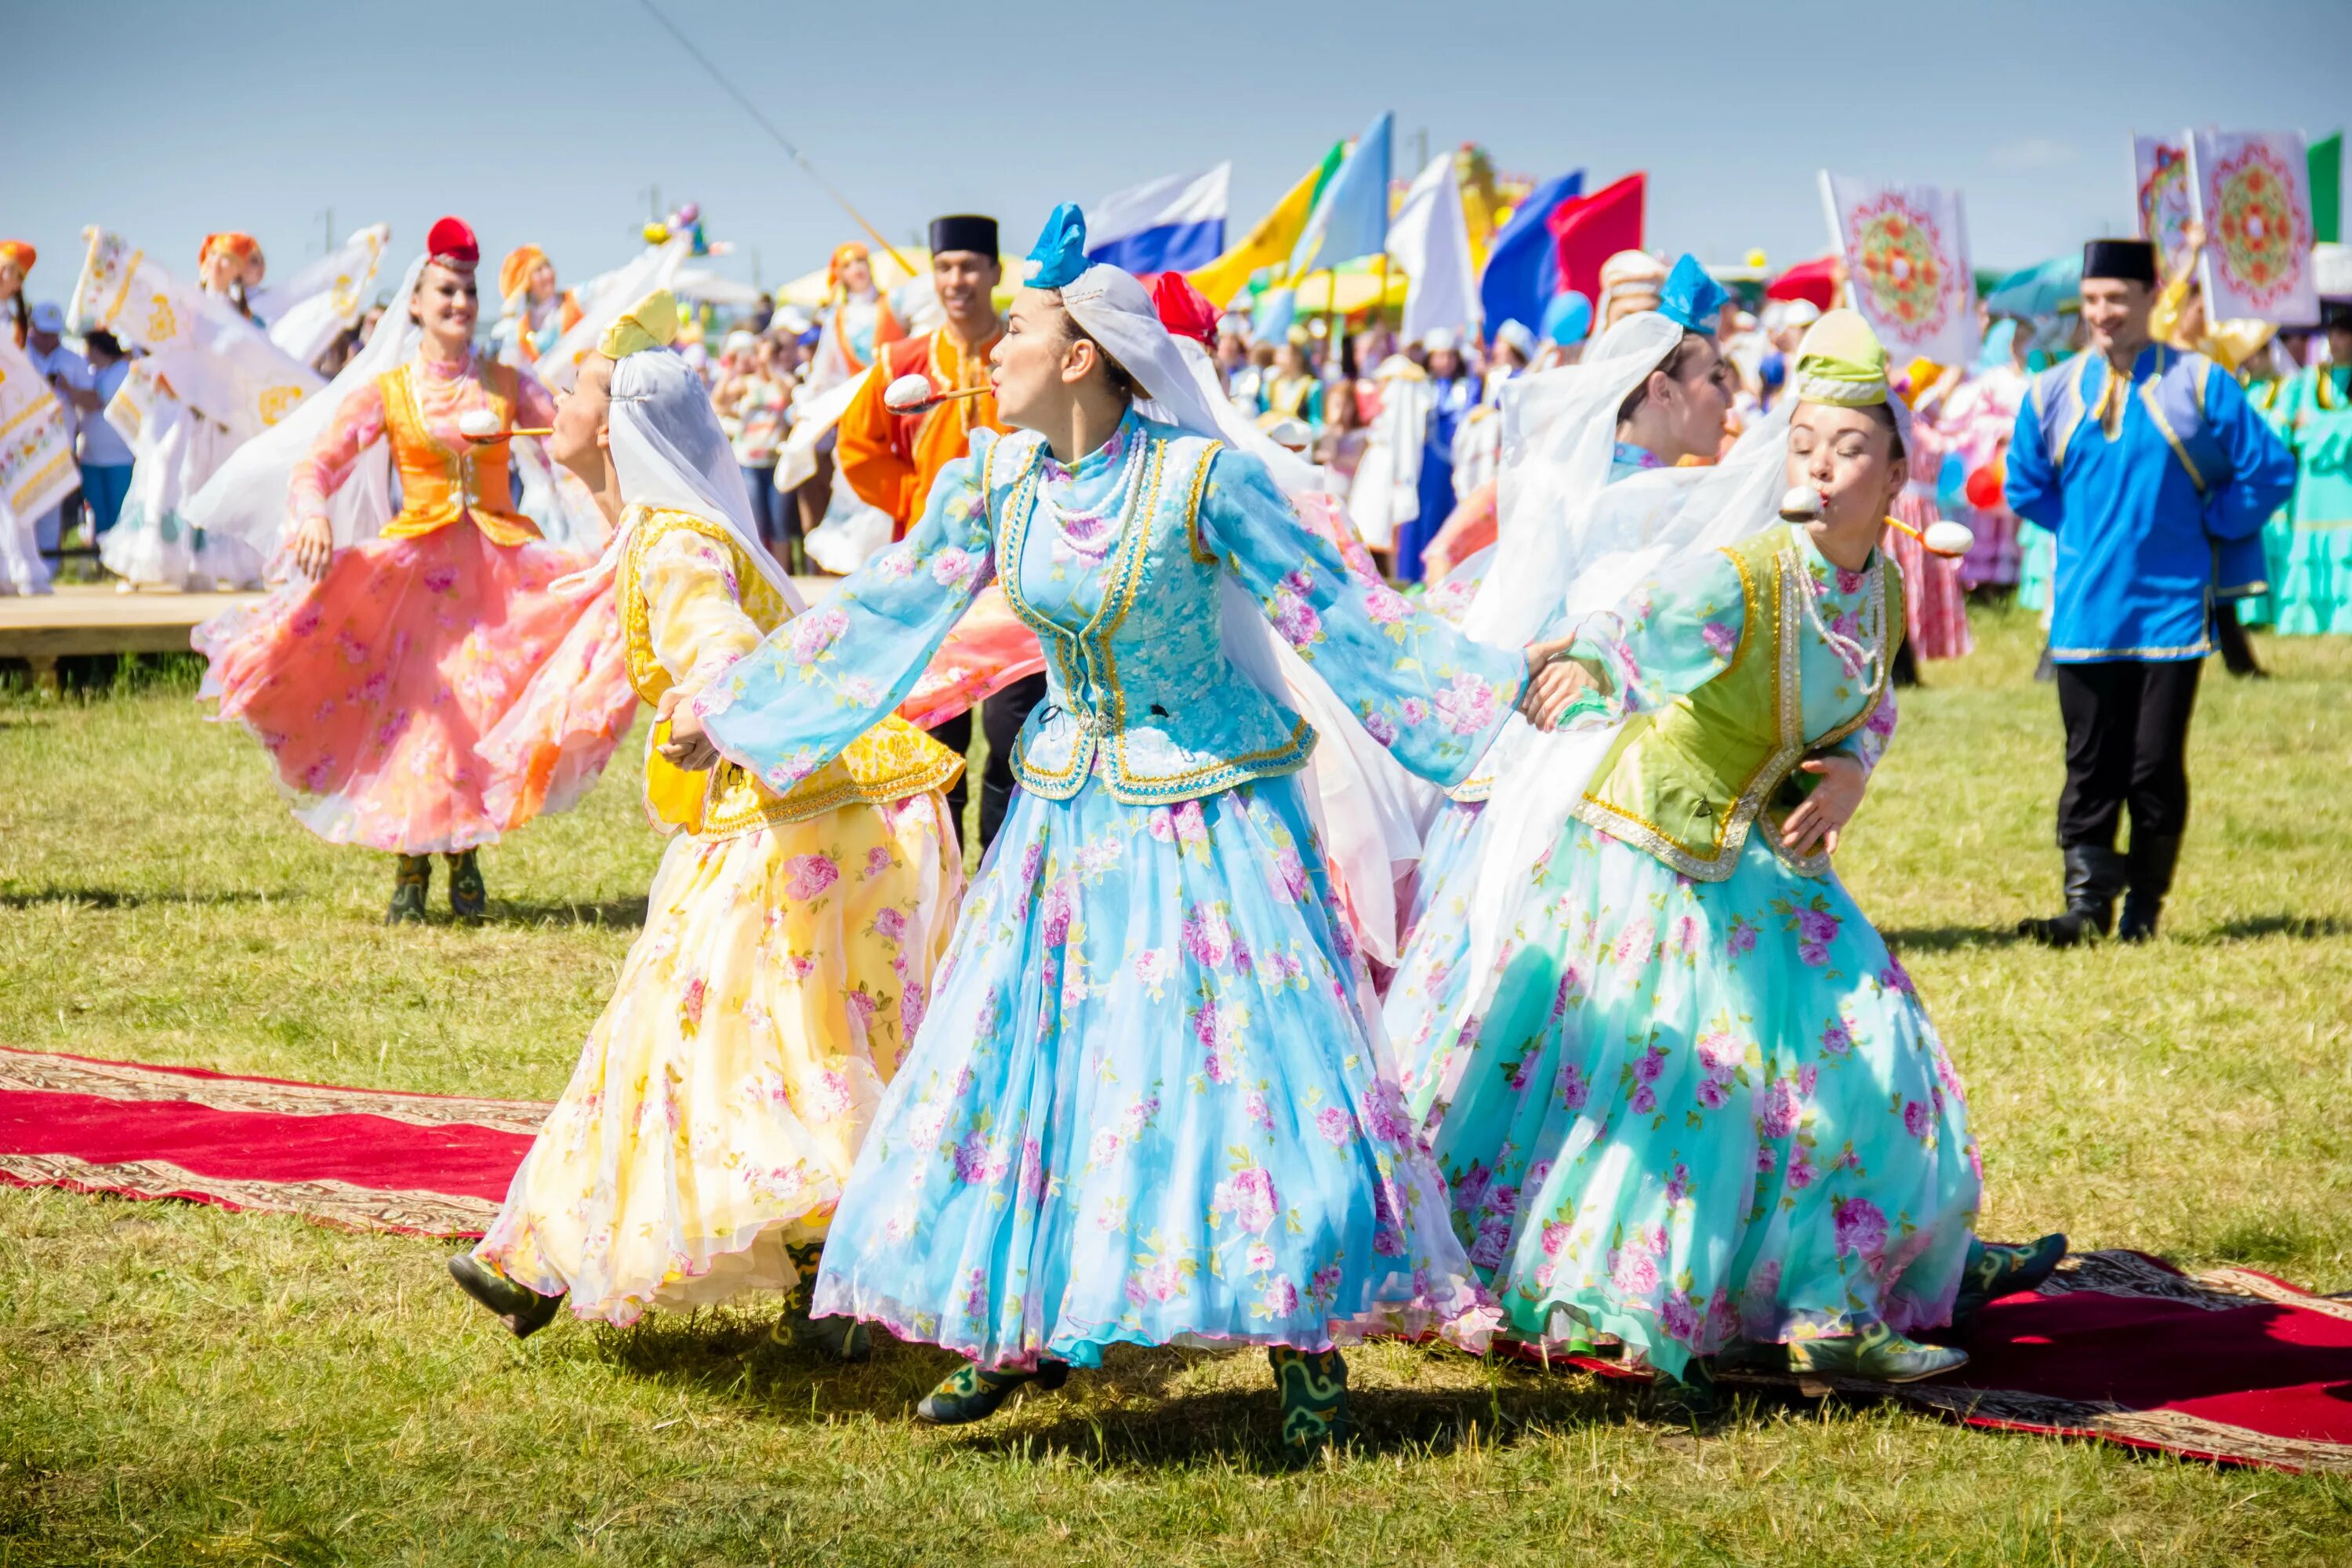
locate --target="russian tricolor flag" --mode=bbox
[1084,163,1231,275]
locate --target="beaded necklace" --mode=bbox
[1796,536,1886,686]
[1036,428,1146,562]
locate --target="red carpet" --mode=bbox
[3,1047,2347,1472]
[0,1045,543,1237]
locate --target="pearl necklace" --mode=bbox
[1796,546,1885,686]
[1036,431,1145,562]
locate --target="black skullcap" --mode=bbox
[2082,238,2158,285]
[928,215,1000,260]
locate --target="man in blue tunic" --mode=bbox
[2005,238,2295,945]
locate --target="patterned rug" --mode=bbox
[4,1047,2348,1473]
[0,1045,542,1236]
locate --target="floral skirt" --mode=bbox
[1426,822,1983,1382]
[812,774,1497,1370]
[1382,797,1488,1110]
[195,523,633,854]
[475,795,960,1325]
[1886,493,1973,660]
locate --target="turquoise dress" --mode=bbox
[1423,530,1982,1382]
[1388,442,1670,1105]
[2275,365,2352,636]
[696,409,1527,1370]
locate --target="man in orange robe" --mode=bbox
[836,214,1040,852]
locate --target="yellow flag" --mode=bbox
[1188,150,1339,310]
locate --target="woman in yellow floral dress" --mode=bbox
[449,293,963,1346]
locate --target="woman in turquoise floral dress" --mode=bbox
[674,206,1561,1450]
[1429,310,2063,1390]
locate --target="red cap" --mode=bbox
[426,216,480,270]
[1148,270,1218,349]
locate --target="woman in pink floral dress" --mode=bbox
[197,218,635,920]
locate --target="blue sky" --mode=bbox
[11,0,2348,302]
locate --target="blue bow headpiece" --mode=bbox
[1023,203,1090,289]
[1657,252,1728,335]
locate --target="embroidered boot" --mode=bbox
[771,1242,869,1362]
[2116,835,2182,943]
[1787,1321,1967,1387]
[2017,844,2124,947]
[1269,1346,1352,1454]
[445,849,487,922]
[387,855,431,924]
[914,1358,1069,1425]
[1951,1232,2068,1329]
[447,1252,564,1339]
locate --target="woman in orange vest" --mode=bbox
[197,217,635,922]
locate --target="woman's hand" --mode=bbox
[1780,753,1866,857]
[289,515,336,579]
[655,687,720,771]
[1519,637,1604,732]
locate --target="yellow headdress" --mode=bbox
[598,288,680,359]
[1792,307,1913,450]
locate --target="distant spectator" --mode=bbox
[722,336,799,571]
[76,331,136,539]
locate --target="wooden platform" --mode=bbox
[0,577,845,693]
[0,584,263,691]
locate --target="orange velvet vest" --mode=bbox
[376,360,539,546]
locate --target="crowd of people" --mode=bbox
[0,180,2342,1456]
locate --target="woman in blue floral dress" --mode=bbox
[677,207,1555,1450]
[1429,311,2063,1390]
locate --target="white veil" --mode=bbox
[1062,262,1430,964]
[595,343,808,612]
[182,255,423,561]
[1452,396,1794,1034]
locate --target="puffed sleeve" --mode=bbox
[1550,546,1750,729]
[695,434,1000,795]
[641,528,762,693]
[1196,448,1524,788]
[287,379,387,523]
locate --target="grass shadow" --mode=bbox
[490,897,650,931]
[0,887,272,911]
[590,1316,1747,1472]
[1879,924,2029,953]
[2188,913,2352,944]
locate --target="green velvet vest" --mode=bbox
[1573,523,1904,881]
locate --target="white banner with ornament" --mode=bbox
[0,336,80,521]
[2188,130,2320,328]
[1820,172,1977,369]
[67,227,324,442]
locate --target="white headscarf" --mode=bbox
[599,342,805,612]
[1060,262,1431,965]
[182,254,422,560]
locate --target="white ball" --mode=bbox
[1779,484,1824,520]
[456,408,503,438]
[1923,520,1976,558]
[883,373,935,412]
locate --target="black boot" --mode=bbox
[2117,834,2183,943]
[387,855,431,924]
[2017,844,2125,947]
[448,1252,564,1338]
[446,849,486,922]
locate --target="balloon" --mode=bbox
[1963,463,2005,510]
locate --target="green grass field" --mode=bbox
[2,606,2349,1566]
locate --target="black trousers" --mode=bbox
[931,672,1049,858]
[2054,659,2203,850]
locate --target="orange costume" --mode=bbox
[837,325,1007,537]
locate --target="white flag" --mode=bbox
[69,228,324,441]
[1386,154,1479,347]
[254,223,392,368]
[0,337,80,521]
[1820,172,1977,368]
